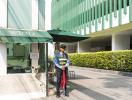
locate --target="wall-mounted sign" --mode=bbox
[0,28,45,37]
[30,53,39,59]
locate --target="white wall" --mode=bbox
[112,34,130,50]
[0,43,7,75]
[0,0,7,27]
[45,0,52,30]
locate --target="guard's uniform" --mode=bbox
[53,52,70,94]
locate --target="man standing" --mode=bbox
[53,44,70,97]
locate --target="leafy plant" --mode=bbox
[69,50,132,72]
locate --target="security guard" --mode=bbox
[53,44,70,97]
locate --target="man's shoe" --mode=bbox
[56,92,60,98]
[56,95,60,98]
[63,90,69,97]
[64,93,69,97]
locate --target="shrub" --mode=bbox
[68,50,132,72]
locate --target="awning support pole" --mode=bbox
[44,43,48,96]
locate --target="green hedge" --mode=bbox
[68,50,132,72]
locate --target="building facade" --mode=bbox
[51,0,132,52]
[0,0,46,75]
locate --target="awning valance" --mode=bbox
[47,29,89,42]
[0,28,52,43]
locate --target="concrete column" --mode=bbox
[77,42,80,53]
[31,43,39,71]
[32,0,38,29]
[0,43,7,75]
[112,34,130,50]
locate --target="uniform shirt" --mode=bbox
[53,52,70,69]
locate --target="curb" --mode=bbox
[70,66,132,77]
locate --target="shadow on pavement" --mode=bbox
[68,81,115,100]
[118,71,132,77]
[98,75,132,91]
[69,75,91,80]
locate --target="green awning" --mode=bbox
[0,28,52,43]
[47,29,89,42]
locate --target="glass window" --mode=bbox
[8,0,32,29]
[7,43,31,74]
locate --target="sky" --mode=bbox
[45,0,52,30]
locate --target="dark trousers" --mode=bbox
[56,67,68,94]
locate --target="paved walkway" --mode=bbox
[45,67,132,100]
[0,74,45,100]
[0,67,132,100]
